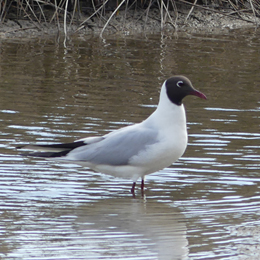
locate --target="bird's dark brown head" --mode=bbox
[165,76,207,105]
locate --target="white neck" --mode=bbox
[144,81,187,129]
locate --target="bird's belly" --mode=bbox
[129,135,188,174]
[74,161,146,182]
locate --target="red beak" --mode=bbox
[190,90,207,100]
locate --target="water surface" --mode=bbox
[1,30,260,259]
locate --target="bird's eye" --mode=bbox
[176,81,184,88]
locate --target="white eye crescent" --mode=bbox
[176,81,184,88]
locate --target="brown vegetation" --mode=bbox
[1,0,259,36]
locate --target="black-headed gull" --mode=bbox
[18,76,207,194]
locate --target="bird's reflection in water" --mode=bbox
[75,197,188,260]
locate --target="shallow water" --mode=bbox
[1,30,260,259]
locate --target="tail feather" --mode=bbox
[22,150,71,158]
[17,141,86,158]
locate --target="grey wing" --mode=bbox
[66,126,158,166]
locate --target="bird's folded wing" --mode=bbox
[67,126,158,166]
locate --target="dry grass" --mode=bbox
[1,0,259,36]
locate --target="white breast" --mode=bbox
[129,102,188,175]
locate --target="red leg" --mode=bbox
[141,178,145,191]
[131,182,136,194]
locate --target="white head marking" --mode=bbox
[177,81,183,88]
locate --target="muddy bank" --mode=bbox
[0,8,259,39]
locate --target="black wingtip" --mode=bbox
[17,140,87,158]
